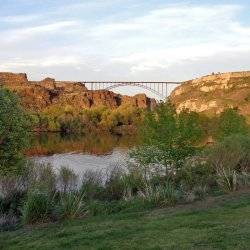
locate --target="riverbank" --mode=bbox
[1,190,250,249]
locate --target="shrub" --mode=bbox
[21,190,54,224]
[121,166,145,200]
[104,166,125,201]
[27,162,56,194]
[56,191,87,220]
[0,88,31,176]
[57,167,78,193]
[176,157,215,193]
[0,213,19,231]
[0,191,24,218]
[207,134,250,192]
[138,181,179,207]
[80,169,104,200]
[215,108,249,140]
[131,103,202,174]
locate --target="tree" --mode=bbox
[130,103,203,174]
[0,88,31,176]
[215,108,249,140]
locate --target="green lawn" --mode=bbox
[1,191,250,250]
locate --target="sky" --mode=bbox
[1,0,250,98]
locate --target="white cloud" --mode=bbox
[1,21,79,43]
[0,56,81,71]
[1,2,250,98]
[85,4,250,75]
[1,14,41,23]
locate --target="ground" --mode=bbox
[1,191,250,250]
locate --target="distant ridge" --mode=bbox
[170,71,250,122]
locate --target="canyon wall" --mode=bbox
[170,71,250,121]
[0,72,156,111]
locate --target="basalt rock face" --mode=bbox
[0,72,156,111]
[170,71,250,121]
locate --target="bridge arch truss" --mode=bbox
[81,81,181,100]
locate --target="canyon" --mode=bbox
[0,72,156,111]
[170,71,250,122]
[1,71,250,123]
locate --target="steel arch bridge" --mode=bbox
[81,81,181,100]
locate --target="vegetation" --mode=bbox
[0,88,31,176]
[30,104,144,134]
[215,108,249,140]
[0,95,250,249]
[130,103,203,174]
[0,191,250,249]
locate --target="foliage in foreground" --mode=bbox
[0,100,250,232]
[130,103,204,173]
[0,133,249,230]
[1,192,250,250]
[0,88,31,176]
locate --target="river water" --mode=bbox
[26,133,138,175]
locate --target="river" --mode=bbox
[26,133,139,175]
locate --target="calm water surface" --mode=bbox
[27,133,139,174]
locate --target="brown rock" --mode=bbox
[0,72,156,111]
[170,71,250,121]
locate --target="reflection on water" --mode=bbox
[26,132,139,156]
[27,133,139,173]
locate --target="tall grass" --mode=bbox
[1,134,249,228]
[21,190,54,224]
[56,191,87,220]
[207,135,250,192]
[138,181,179,206]
[57,167,78,193]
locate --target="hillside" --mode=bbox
[170,71,250,122]
[0,72,156,111]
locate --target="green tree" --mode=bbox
[215,108,249,140]
[0,88,31,176]
[130,103,203,173]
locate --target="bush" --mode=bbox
[27,162,56,194]
[21,190,54,224]
[0,213,19,231]
[0,88,31,176]
[57,167,78,193]
[138,182,179,207]
[131,103,202,174]
[176,157,215,194]
[55,191,87,220]
[215,108,249,140]
[207,134,250,192]
[80,170,104,200]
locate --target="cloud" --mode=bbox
[1,14,41,23]
[90,4,249,74]
[0,56,81,71]
[1,21,79,43]
[0,1,250,98]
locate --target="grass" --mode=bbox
[0,191,250,250]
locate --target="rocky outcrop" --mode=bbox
[170,71,250,121]
[0,72,156,111]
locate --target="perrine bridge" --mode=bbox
[81,81,181,100]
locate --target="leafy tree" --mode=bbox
[130,103,203,172]
[0,88,31,176]
[215,108,249,140]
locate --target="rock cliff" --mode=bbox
[0,72,156,111]
[170,71,250,121]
